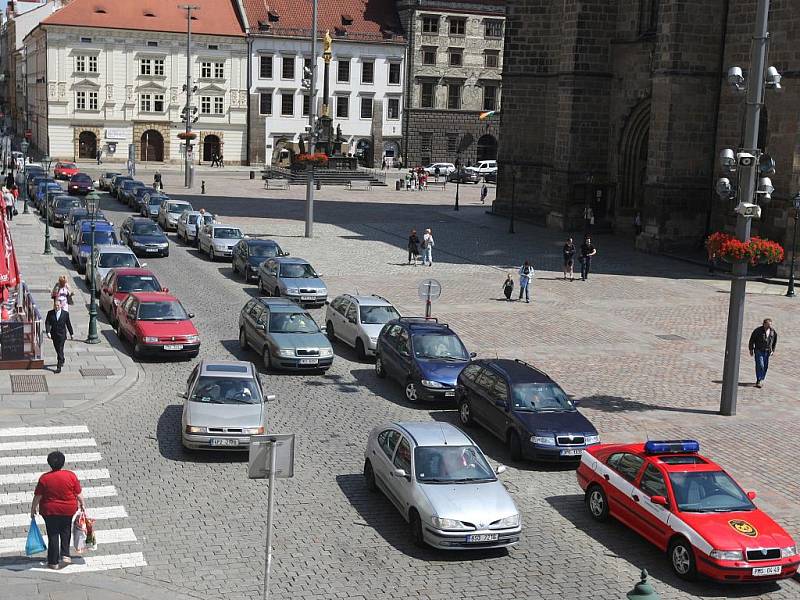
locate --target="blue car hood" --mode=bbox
[415,358,469,386]
[514,410,597,436]
[131,234,168,244]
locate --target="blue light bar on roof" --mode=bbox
[644,440,700,454]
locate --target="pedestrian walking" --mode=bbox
[3,186,15,221]
[434,166,441,180]
[634,212,642,236]
[583,206,594,233]
[218,153,224,168]
[407,229,420,265]
[51,275,74,311]
[480,183,488,204]
[29,451,86,569]
[518,261,534,302]
[95,148,102,165]
[502,273,514,300]
[563,237,576,281]
[45,299,74,373]
[5,171,14,190]
[210,153,218,168]
[748,318,777,388]
[381,158,387,170]
[421,228,434,266]
[580,235,597,281]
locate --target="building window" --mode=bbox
[420,132,432,165]
[421,82,435,108]
[304,58,312,73]
[154,58,164,76]
[140,58,164,76]
[485,51,499,68]
[281,92,294,115]
[75,91,98,110]
[80,37,92,43]
[215,62,224,78]
[147,41,158,47]
[447,133,458,155]
[388,62,401,85]
[75,55,98,73]
[337,59,350,83]
[421,16,439,34]
[422,47,437,66]
[336,96,349,118]
[484,20,503,38]
[449,49,463,67]
[387,98,399,120]
[483,85,497,111]
[449,18,466,36]
[201,61,224,79]
[447,84,461,109]
[639,0,659,35]
[258,56,273,79]
[208,44,219,50]
[361,61,374,84]
[200,96,211,114]
[259,92,272,115]
[360,97,373,119]
[213,97,224,114]
[139,93,164,112]
[282,56,295,79]
[302,94,310,117]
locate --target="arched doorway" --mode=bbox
[78,131,97,159]
[476,134,497,162]
[619,102,650,211]
[140,129,164,162]
[202,134,221,163]
[382,140,400,167]
[355,138,372,167]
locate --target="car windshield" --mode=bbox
[80,231,116,245]
[56,198,81,209]
[669,471,756,513]
[279,263,316,278]
[137,188,155,197]
[190,375,261,405]
[132,223,161,235]
[98,253,138,268]
[268,312,319,334]
[511,383,575,412]
[412,333,468,360]
[213,228,242,239]
[149,196,166,205]
[72,175,91,183]
[61,163,77,169]
[414,445,496,483]
[168,203,191,213]
[116,275,162,293]
[137,301,188,321]
[250,243,281,258]
[360,305,399,324]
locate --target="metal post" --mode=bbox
[181,4,199,189]
[454,155,460,211]
[43,214,52,255]
[304,0,319,238]
[720,0,770,416]
[262,441,278,600]
[86,210,99,344]
[786,200,799,297]
[21,144,29,214]
[425,281,432,319]
[509,165,516,234]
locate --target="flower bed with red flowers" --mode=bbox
[295,153,329,165]
[177,131,197,140]
[706,232,784,265]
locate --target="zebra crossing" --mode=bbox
[0,424,146,573]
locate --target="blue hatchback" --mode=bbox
[375,317,475,403]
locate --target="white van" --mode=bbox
[474,160,498,177]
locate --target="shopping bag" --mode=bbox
[84,513,96,551]
[25,518,47,556]
[73,511,87,553]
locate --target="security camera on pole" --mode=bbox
[716,0,781,416]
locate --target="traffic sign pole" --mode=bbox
[263,441,277,600]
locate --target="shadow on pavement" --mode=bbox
[577,394,719,416]
[545,494,783,598]
[155,403,248,464]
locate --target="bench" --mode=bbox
[264,179,290,190]
[426,180,446,190]
[346,180,372,191]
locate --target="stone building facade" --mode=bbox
[495,0,800,261]
[397,0,505,167]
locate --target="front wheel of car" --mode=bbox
[508,431,522,461]
[459,400,473,426]
[209,247,216,262]
[669,538,697,580]
[405,381,419,404]
[132,340,143,359]
[239,328,248,351]
[586,485,609,522]
[326,322,335,343]
[232,261,239,275]
[262,347,272,371]
[409,510,425,548]
[363,460,377,492]
[375,356,386,379]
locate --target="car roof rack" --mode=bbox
[370,294,391,303]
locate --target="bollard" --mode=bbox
[201,180,205,194]
[250,170,255,180]
[626,569,660,600]
[316,178,321,191]
[396,180,401,191]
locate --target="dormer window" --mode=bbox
[268,9,280,22]
[334,26,347,37]
[258,20,270,32]
[341,14,353,26]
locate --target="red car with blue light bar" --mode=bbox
[577,440,798,582]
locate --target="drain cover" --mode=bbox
[79,367,114,377]
[10,375,49,393]
[656,334,687,341]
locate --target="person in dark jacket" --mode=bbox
[563,237,576,281]
[748,318,777,388]
[45,299,74,373]
[580,236,597,281]
[407,229,420,265]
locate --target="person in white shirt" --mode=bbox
[421,229,435,266]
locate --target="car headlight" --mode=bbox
[277,349,296,357]
[531,435,556,446]
[159,242,169,248]
[143,336,159,343]
[710,549,743,561]
[431,516,469,530]
[369,337,378,344]
[319,347,333,357]
[185,335,199,343]
[285,287,299,294]
[781,545,798,558]
[421,380,444,388]
[132,241,144,247]
[242,426,265,435]
[494,514,520,528]
[585,434,601,445]
[185,426,206,434]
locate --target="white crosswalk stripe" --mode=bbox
[0,425,146,573]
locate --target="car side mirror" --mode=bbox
[262,323,269,331]
[650,495,669,507]
[265,394,276,403]
[163,288,169,293]
[392,468,409,479]
[747,490,757,500]
[188,313,195,319]
[495,465,507,475]
[140,262,148,267]
[282,252,290,256]
[572,399,580,406]
[469,352,477,358]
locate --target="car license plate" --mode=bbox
[299,358,318,365]
[163,344,183,351]
[752,566,781,576]
[210,438,239,447]
[145,248,159,252]
[466,534,499,543]
[300,296,315,301]
[560,448,584,456]
[444,390,455,397]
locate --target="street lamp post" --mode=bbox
[20,140,29,214]
[180,4,200,189]
[85,192,100,344]
[786,194,800,297]
[42,154,53,254]
[454,156,461,211]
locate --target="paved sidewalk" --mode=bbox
[8,570,202,600]
[0,207,139,426]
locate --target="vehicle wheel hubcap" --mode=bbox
[375,359,383,374]
[589,491,604,516]
[405,383,417,402]
[673,546,690,574]
[460,403,470,423]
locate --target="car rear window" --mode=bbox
[98,253,138,268]
[116,275,161,293]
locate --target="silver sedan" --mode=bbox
[363,421,521,549]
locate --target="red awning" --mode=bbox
[0,210,20,289]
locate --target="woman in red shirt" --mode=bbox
[29,451,85,569]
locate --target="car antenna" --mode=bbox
[439,423,448,445]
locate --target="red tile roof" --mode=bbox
[242,0,403,42]
[41,0,245,37]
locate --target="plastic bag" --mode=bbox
[73,510,96,553]
[25,518,47,556]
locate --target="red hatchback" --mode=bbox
[115,291,199,359]
[577,440,798,583]
[68,173,94,195]
[99,268,166,327]
[54,162,79,180]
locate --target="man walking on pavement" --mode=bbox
[518,260,534,303]
[749,318,777,388]
[480,183,488,204]
[45,299,74,374]
[580,235,597,281]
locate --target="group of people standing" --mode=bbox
[562,235,597,282]
[407,228,435,266]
